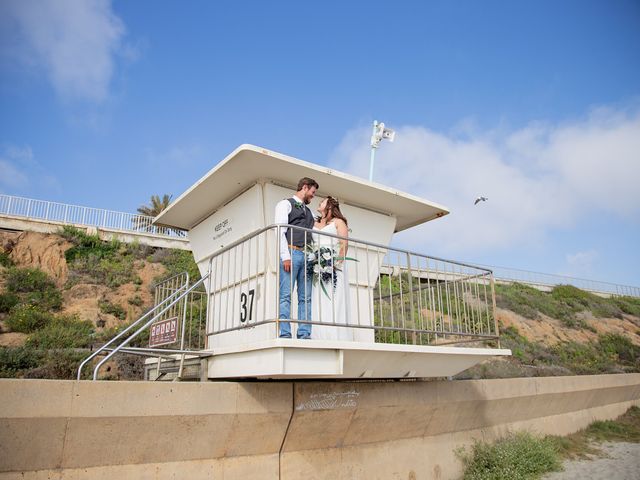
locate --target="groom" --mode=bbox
[274,177,319,339]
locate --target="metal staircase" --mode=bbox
[77,272,211,381]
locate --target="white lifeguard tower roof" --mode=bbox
[154,144,449,231]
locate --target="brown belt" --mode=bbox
[289,245,304,251]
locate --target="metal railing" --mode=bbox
[205,224,498,346]
[153,272,207,352]
[474,263,640,298]
[90,274,210,380]
[0,193,186,238]
[78,224,499,381]
[77,272,210,381]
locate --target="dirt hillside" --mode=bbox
[0,230,167,345]
[498,308,640,346]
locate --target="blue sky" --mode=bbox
[1,1,639,285]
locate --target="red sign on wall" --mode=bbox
[149,317,179,347]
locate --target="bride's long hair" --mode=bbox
[321,196,348,226]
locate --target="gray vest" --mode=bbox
[285,198,315,247]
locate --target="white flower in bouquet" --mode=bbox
[307,252,316,262]
[322,265,333,274]
[313,264,321,274]
[322,251,332,261]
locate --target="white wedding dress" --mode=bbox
[311,223,354,341]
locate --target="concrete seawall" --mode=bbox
[1,374,639,479]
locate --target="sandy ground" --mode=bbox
[543,442,640,480]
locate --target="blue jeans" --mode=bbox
[279,249,312,338]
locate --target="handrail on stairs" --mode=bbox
[91,273,210,380]
[76,272,190,381]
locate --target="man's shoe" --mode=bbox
[279,333,292,339]
[297,335,311,340]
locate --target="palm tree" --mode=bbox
[133,194,184,236]
[137,194,172,217]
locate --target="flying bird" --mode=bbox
[474,196,488,205]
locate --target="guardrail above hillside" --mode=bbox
[0,194,186,239]
[476,263,640,298]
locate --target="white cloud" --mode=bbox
[329,106,640,257]
[0,145,60,194]
[0,159,29,190]
[145,145,205,169]
[563,250,598,278]
[1,0,128,102]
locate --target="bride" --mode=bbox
[311,196,353,341]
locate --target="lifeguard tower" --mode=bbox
[79,145,510,381]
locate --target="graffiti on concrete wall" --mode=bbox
[295,390,360,411]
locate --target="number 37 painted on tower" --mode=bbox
[240,289,255,323]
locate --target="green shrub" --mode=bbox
[551,284,592,308]
[0,292,19,313]
[498,325,550,366]
[124,239,154,260]
[128,295,144,307]
[5,305,55,333]
[377,273,410,296]
[612,296,640,317]
[66,250,136,288]
[550,406,640,460]
[26,316,94,349]
[183,317,206,349]
[549,334,640,375]
[99,255,136,287]
[130,320,150,347]
[598,333,640,369]
[585,406,640,442]
[182,299,207,348]
[5,266,55,294]
[495,283,568,320]
[459,431,562,480]
[61,226,119,262]
[586,419,639,442]
[98,299,127,320]
[0,251,13,267]
[59,224,88,243]
[62,226,138,287]
[551,285,624,319]
[155,249,201,281]
[0,346,42,378]
[92,318,148,348]
[5,267,62,311]
[551,341,616,375]
[115,353,145,380]
[23,349,89,380]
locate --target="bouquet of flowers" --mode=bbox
[305,245,357,298]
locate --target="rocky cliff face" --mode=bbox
[1,231,71,287]
[0,229,167,344]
